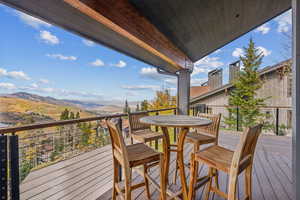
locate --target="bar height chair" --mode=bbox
[173,113,221,184]
[188,124,263,200]
[128,112,163,144]
[106,119,166,200]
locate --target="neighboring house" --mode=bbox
[190,59,292,128]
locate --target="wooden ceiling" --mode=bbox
[0,0,291,71]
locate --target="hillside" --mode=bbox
[0,96,95,125]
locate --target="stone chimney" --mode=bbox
[208,68,223,90]
[229,60,240,83]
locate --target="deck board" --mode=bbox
[20,132,294,200]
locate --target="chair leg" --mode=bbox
[112,158,119,200]
[214,169,220,190]
[245,166,252,200]
[188,153,198,200]
[204,167,213,200]
[159,154,167,200]
[124,174,132,200]
[228,172,238,200]
[143,164,151,199]
[173,159,178,184]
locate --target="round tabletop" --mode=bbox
[140,115,212,128]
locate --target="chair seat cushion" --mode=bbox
[195,145,234,173]
[131,129,163,143]
[185,131,216,145]
[127,143,161,167]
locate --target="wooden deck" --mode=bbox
[20,131,294,200]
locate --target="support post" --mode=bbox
[276,108,279,136]
[236,107,239,131]
[292,1,300,199]
[177,69,191,115]
[10,134,20,200]
[0,135,8,200]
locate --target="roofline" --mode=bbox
[190,59,291,104]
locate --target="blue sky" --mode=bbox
[0,4,291,103]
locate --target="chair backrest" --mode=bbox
[196,113,221,138]
[106,119,129,165]
[231,124,263,172]
[128,112,151,132]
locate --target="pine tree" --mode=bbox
[60,108,70,120]
[136,104,140,112]
[69,112,75,119]
[75,112,80,119]
[141,100,148,111]
[123,100,131,113]
[224,39,267,130]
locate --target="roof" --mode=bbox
[190,59,291,104]
[1,0,291,72]
[190,86,210,98]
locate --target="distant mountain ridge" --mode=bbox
[1,92,104,110]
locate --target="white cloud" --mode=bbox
[255,24,270,34]
[275,10,291,33]
[192,56,223,76]
[111,60,127,68]
[232,48,244,58]
[0,68,30,80]
[257,46,271,56]
[191,78,207,86]
[0,82,16,90]
[82,39,95,47]
[18,12,51,29]
[139,67,177,85]
[90,59,104,67]
[39,79,49,84]
[46,54,77,61]
[40,30,59,45]
[122,85,160,91]
[214,49,222,54]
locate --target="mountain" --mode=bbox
[2,92,104,110]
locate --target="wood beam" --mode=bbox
[64,0,192,70]
[292,0,300,199]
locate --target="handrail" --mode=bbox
[0,107,176,134]
[190,104,292,109]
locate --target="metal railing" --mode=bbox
[0,107,176,200]
[191,104,292,135]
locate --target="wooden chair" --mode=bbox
[128,112,163,144]
[106,119,166,200]
[188,124,263,200]
[173,113,221,184]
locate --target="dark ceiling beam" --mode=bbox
[65,0,192,71]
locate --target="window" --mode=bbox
[287,74,292,97]
[287,110,292,128]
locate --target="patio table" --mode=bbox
[140,115,212,200]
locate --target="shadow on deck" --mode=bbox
[21,132,294,200]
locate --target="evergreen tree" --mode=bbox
[60,108,70,120]
[75,112,80,119]
[123,99,131,113]
[69,112,75,119]
[224,39,267,130]
[136,104,140,112]
[140,100,148,111]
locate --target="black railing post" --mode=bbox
[0,135,8,200]
[116,118,123,181]
[276,108,279,136]
[236,107,239,131]
[10,134,20,200]
[174,109,177,143]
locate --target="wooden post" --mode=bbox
[177,69,191,115]
[292,1,300,199]
[236,107,239,131]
